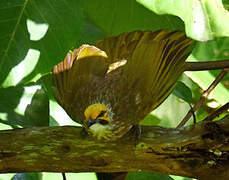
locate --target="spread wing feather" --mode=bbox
[52,45,109,121]
[51,30,194,125]
[95,30,194,111]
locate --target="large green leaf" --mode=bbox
[0,85,24,128]
[137,0,229,41]
[84,0,184,37]
[0,84,44,127]
[0,0,83,87]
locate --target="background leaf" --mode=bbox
[0,0,84,87]
[173,81,193,104]
[137,0,229,41]
[84,0,184,37]
[186,39,229,105]
[12,173,42,180]
[24,88,49,127]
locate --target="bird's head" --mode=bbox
[84,103,113,140]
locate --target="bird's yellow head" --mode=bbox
[84,103,112,140]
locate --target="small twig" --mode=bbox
[176,69,228,128]
[189,104,196,124]
[203,102,229,121]
[185,60,229,71]
[62,173,66,180]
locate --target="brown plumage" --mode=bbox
[51,30,194,141]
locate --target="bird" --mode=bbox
[51,30,194,141]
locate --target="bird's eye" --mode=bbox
[96,110,106,118]
[98,119,109,125]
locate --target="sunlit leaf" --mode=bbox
[152,94,192,128]
[43,172,96,180]
[127,171,174,180]
[140,114,161,126]
[137,0,229,41]
[186,39,229,105]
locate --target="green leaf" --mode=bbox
[39,73,54,100]
[152,94,193,127]
[43,172,96,180]
[173,81,193,103]
[0,85,24,128]
[0,84,45,128]
[170,175,192,180]
[84,0,185,37]
[140,114,161,126]
[24,88,49,127]
[127,171,173,180]
[0,0,84,87]
[12,173,42,180]
[0,173,15,180]
[137,0,229,41]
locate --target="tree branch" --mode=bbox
[185,60,229,71]
[0,116,228,179]
[203,102,229,122]
[176,69,228,128]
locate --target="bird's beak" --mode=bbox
[87,118,97,127]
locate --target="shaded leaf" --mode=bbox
[39,73,54,100]
[84,0,184,37]
[49,116,59,126]
[0,0,84,87]
[24,88,49,127]
[0,85,24,127]
[173,81,192,103]
[0,84,44,128]
[12,173,42,180]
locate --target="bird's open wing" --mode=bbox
[123,31,194,110]
[95,31,147,63]
[51,45,109,123]
[95,30,194,112]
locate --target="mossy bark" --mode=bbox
[0,116,228,180]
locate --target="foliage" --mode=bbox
[0,0,228,179]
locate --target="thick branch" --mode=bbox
[0,117,228,180]
[185,60,229,71]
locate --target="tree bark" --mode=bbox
[0,116,228,180]
[185,60,229,71]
